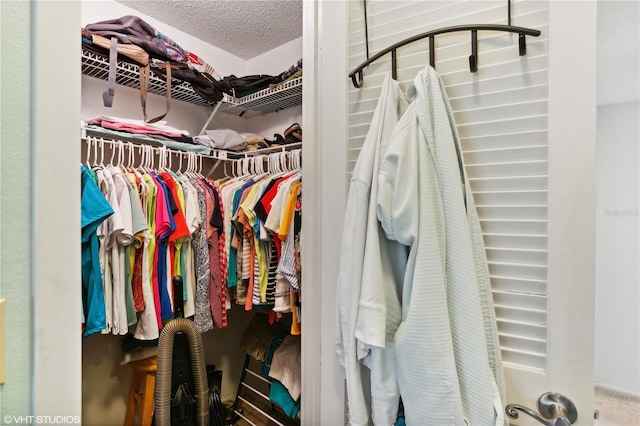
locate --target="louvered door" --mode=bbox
[346,1,596,424]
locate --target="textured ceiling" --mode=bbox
[116,0,302,59]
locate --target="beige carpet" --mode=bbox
[595,387,640,426]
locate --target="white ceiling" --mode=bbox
[116,0,302,60]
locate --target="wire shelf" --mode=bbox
[219,77,303,118]
[81,46,303,115]
[81,47,214,107]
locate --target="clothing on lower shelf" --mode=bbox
[193,123,302,154]
[86,116,205,150]
[234,312,301,421]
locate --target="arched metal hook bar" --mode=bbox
[348,24,540,87]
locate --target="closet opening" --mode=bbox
[79,2,304,425]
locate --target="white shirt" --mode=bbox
[108,166,134,335]
[335,74,407,426]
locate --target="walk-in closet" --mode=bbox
[80,1,303,425]
[4,1,638,425]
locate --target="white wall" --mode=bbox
[594,101,640,397]
[81,76,210,137]
[594,0,640,398]
[246,37,302,76]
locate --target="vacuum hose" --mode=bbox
[154,317,210,426]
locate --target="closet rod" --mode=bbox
[83,136,220,163]
[349,23,541,88]
[209,142,302,160]
[83,135,231,177]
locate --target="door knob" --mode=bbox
[506,392,578,426]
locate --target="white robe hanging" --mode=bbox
[376,65,507,425]
[335,74,408,426]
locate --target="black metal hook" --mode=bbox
[469,29,478,72]
[518,33,526,56]
[429,36,435,69]
[351,70,364,88]
[391,49,398,80]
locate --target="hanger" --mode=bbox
[85,137,94,167]
[292,149,302,171]
[125,142,136,172]
[187,152,198,178]
[349,0,541,88]
[183,152,192,178]
[197,152,205,177]
[158,146,169,172]
[97,138,107,168]
[114,139,124,170]
[143,145,154,173]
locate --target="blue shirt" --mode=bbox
[81,166,113,337]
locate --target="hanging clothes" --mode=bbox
[81,165,114,337]
[135,170,161,340]
[335,73,408,426]
[217,156,303,332]
[375,65,506,425]
[81,161,227,338]
[81,144,301,340]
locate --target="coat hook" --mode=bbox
[391,49,398,80]
[518,33,526,56]
[429,36,435,69]
[351,70,364,88]
[469,29,478,72]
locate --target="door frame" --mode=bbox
[32,0,82,419]
[546,0,596,418]
[301,0,349,424]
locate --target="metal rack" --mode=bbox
[81,47,303,116]
[231,354,299,426]
[81,47,213,107]
[220,77,303,118]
